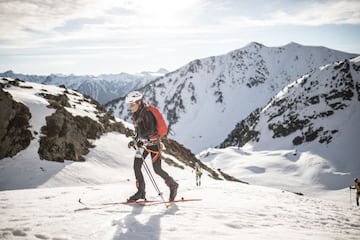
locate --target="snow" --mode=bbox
[1,173,360,240]
[1,131,359,239]
[1,75,360,239]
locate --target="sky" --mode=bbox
[0,0,360,75]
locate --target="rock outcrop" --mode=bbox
[0,81,32,159]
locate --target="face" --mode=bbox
[129,102,139,113]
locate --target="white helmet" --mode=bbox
[125,91,143,104]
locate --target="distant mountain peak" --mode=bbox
[245,41,265,48]
[156,68,169,73]
[0,70,161,104]
[285,42,302,47]
[107,42,358,153]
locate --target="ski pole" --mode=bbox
[140,141,163,192]
[134,145,166,204]
[135,145,162,195]
[142,159,165,199]
[140,151,161,195]
[142,154,168,207]
[350,187,352,206]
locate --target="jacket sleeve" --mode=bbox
[350,184,360,191]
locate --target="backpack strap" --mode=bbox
[143,142,164,163]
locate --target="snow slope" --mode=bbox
[1,79,360,239]
[1,174,359,240]
[1,130,360,240]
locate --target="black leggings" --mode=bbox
[133,143,170,191]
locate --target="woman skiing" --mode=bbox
[125,91,178,202]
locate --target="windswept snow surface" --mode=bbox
[1,133,360,240]
[1,179,359,240]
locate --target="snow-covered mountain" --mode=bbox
[1,105,359,240]
[200,56,360,193]
[1,62,360,240]
[0,70,166,104]
[106,42,358,153]
[1,78,359,240]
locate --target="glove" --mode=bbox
[125,128,134,138]
[136,140,144,148]
[128,140,135,149]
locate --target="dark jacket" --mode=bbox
[351,182,360,193]
[132,104,156,139]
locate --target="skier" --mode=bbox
[125,91,178,202]
[194,162,202,186]
[350,177,360,206]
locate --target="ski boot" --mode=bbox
[127,190,146,202]
[166,178,179,201]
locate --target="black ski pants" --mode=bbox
[133,143,170,192]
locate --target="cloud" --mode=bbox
[0,0,90,42]
[274,0,360,25]
[221,0,360,27]
[1,0,359,43]
[1,0,359,74]
[54,18,107,33]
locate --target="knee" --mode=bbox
[133,158,142,167]
[153,166,162,175]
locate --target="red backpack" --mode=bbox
[147,105,168,138]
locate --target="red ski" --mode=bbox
[121,198,202,206]
[75,198,201,211]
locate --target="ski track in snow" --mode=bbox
[1,181,359,240]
